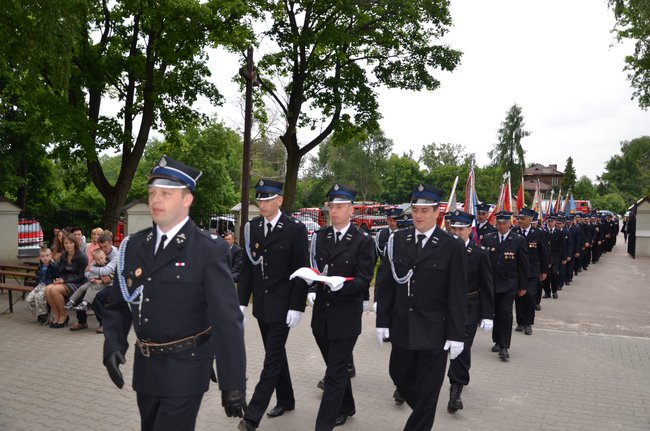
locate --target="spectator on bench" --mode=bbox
[69,226,87,254]
[44,232,88,328]
[49,226,62,250]
[85,227,104,269]
[69,233,117,331]
[25,246,59,324]
[51,229,65,262]
[64,248,110,311]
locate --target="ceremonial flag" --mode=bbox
[504,172,512,212]
[567,191,576,214]
[546,189,554,220]
[465,162,480,244]
[515,177,525,213]
[441,176,459,228]
[536,180,544,223]
[554,188,562,213]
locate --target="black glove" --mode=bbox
[221,389,247,417]
[105,351,126,389]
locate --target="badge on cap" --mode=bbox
[135,268,142,277]
[159,158,167,167]
[334,184,340,191]
[418,184,424,192]
[454,210,460,216]
[260,179,265,186]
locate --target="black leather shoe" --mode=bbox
[238,419,257,430]
[515,325,524,332]
[542,294,551,298]
[334,411,355,427]
[491,343,500,352]
[347,362,356,378]
[499,348,509,361]
[565,281,571,286]
[317,378,325,390]
[552,292,558,299]
[266,404,295,417]
[447,383,463,413]
[393,389,405,406]
[535,304,541,311]
[524,325,533,335]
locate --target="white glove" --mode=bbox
[307,292,316,306]
[479,319,493,332]
[363,300,369,311]
[286,310,302,328]
[443,340,464,360]
[330,281,345,292]
[376,328,390,347]
[239,305,247,325]
[373,301,377,313]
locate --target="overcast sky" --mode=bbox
[204,0,650,181]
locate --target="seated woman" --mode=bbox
[51,229,65,262]
[44,232,88,328]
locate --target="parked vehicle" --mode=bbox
[18,218,44,256]
[209,215,236,237]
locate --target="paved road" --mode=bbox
[1,234,649,430]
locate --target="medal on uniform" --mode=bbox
[255,243,259,249]
[135,267,142,277]
[127,278,133,288]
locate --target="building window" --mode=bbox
[551,177,559,186]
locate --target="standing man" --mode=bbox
[556,214,572,290]
[224,231,243,284]
[477,203,497,243]
[568,214,582,281]
[446,210,493,414]
[102,155,247,431]
[310,183,375,430]
[542,214,566,299]
[373,207,403,313]
[482,211,528,361]
[238,179,309,431]
[376,184,467,430]
[513,208,549,336]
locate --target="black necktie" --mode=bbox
[266,223,272,237]
[155,234,167,258]
[335,231,342,244]
[416,234,426,254]
[500,234,505,244]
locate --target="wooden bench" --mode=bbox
[0,263,40,272]
[0,270,37,314]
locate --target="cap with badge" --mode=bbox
[495,211,513,221]
[410,183,443,206]
[148,155,202,192]
[556,212,566,222]
[518,208,537,218]
[449,210,475,228]
[326,183,357,203]
[386,207,403,219]
[547,213,558,221]
[396,213,413,228]
[254,179,283,201]
[477,203,491,213]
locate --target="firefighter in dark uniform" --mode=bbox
[513,208,549,335]
[476,203,496,243]
[309,183,375,430]
[556,214,572,289]
[482,211,529,361]
[373,207,403,314]
[237,180,309,431]
[103,156,247,431]
[532,212,545,311]
[591,213,604,264]
[542,214,566,299]
[568,214,583,280]
[581,214,593,271]
[446,210,494,414]
[376,184,467,430]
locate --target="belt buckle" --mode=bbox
[139,341,151,358]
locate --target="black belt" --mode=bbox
[467,290,480,299]
[136,327,212,358]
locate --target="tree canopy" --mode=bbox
[489,104,529,181]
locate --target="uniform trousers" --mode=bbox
[244,321,294,426]
[515,278,537,326]
[314,333,358,431]
[542,261,560,296]
[137,392,203,431]
[492,289,516,349]
[448,323,479,386]
[565,258,574,283]
[390,344,447,430]
[582,247,591,270]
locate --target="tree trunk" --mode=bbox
[282,143,301,212]
[100,181,132,233]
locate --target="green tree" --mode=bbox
[420,143,472,171]
[591,190,628,215]
[378,153,424,204]
[600,136,650,204]
[573,175,596,200]
[562,156,577,191]
[609,0,650,108]
[474,165,504,204]
[489,104,529,181]
[252,0,462,211]
[17,0,250,226]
